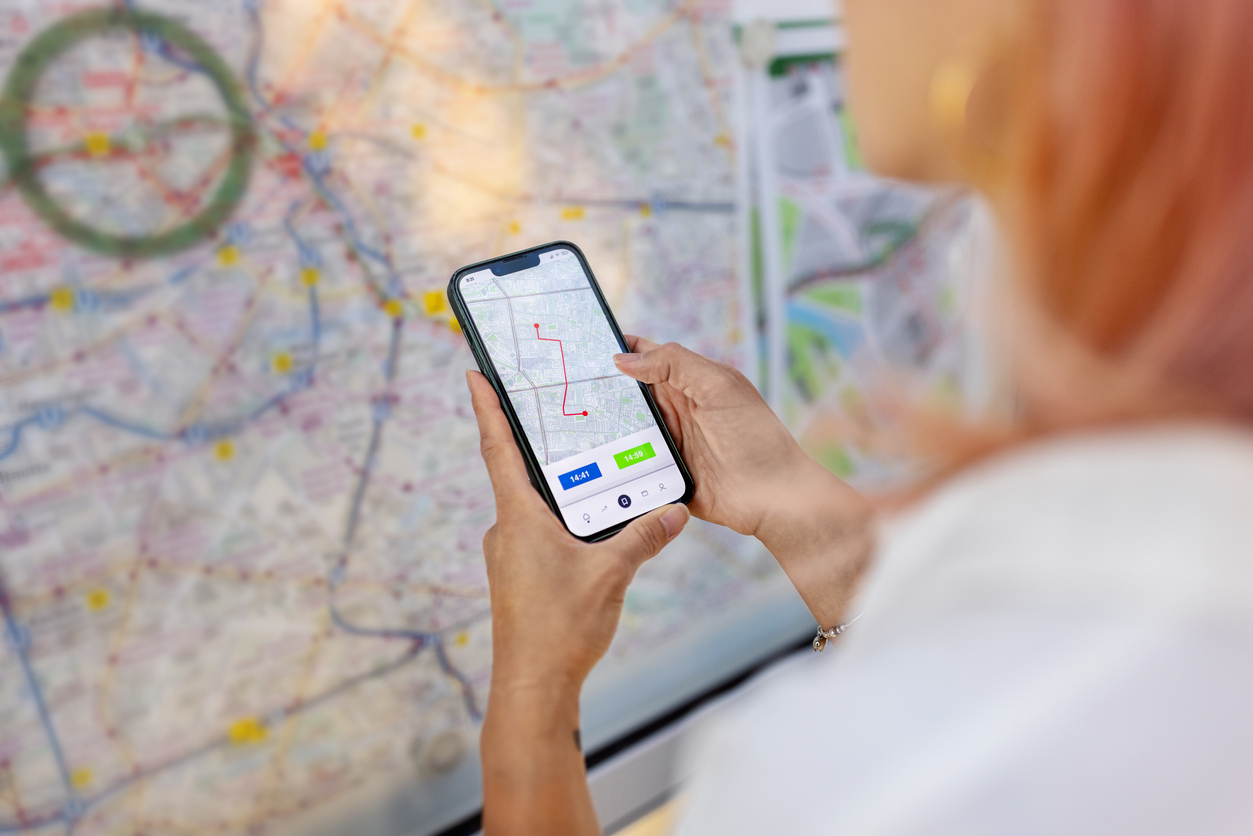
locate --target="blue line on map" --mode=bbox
[80,407,174,441]
[0,287,157,317]
[309,285,322,352]
[326,603,482,723]
[0,204,328,463]
[243,0,303,136]
[283,202,321,268]
[0,580,77,822]
[0,4,486,826]
[433,638,483,721]
[0,642,428,832]
[242,4,398,291]
[124,0,209,77]
[338,417,384,554]
[0,416,39,462]
[321,313,485,722]
[327,605,430,642]
[383,317,403,381]
[302,162,397,285]
[0,294,52,314]
[168,265,198,286]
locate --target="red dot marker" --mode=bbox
[582,411,588,416]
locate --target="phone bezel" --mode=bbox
[448,240,696,543]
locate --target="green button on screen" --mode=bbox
[614,442,656,469]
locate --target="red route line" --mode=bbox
[533,323,587,417]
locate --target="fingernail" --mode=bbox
[614,353,643,365]
[660,505,689,539]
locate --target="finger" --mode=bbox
[607,503,690,571]
[622,334,662,354]
[614,341,716,391]
[466,370,538,511]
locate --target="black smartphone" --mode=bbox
[448,241,695,542]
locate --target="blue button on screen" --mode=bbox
[558,462,602,490]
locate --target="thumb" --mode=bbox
[613,341,693,386]
[608,503,690,570]
[614,341,722,395]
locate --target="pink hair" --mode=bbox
[955,0,1253,457]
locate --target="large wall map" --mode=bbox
[0,2,778,834]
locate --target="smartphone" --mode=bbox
[448,241,695,542]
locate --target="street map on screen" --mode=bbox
[460,248,682,537]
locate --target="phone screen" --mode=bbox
[457,246,686,538]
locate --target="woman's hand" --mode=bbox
[615,338,876,628]
[468,370,689,836]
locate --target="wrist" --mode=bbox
[752,450,876,627]
[481,671,588,823]
[489,636,590,702]
[489,664,583,712]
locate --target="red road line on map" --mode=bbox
[533,323,587,417]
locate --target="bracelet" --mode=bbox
[812,612,863,653]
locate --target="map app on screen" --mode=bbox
[460,248,683,537]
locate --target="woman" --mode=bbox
[468,0,1253,832]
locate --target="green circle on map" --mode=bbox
[0,9,256,259]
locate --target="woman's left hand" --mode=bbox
[468,370,690,836]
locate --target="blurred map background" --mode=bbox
[0,3,985,835]
[747,25,989,488]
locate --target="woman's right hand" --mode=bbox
[615,338,876,627]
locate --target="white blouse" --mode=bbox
[677,426,1253,835]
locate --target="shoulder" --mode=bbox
[676,425,1253,836]
[858,423,1253,640]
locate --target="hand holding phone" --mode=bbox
[449,242,695,541]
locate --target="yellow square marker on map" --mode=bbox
[228,717,268,745]
[70,768,93,790]
[86,589,110,612]
[301,267,320,287]
[218,246,240,268]
[423,290,447,316]
[508,221,521,235]
[309,131,328,152]
[455,631,469,647]
[384,299,405,319]
[561,206,586,221]
[639,203,653,218]
[214,440,235,462]
[411,124,427,141]
[714,133,732,147]
[273,352,293,374]
[49,287,75,312]
[84,133,111,157]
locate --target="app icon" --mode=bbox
[617,495,632,508]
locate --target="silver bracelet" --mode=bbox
[812,612,863,652]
